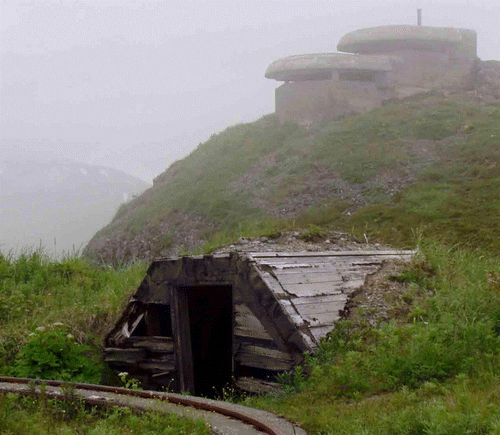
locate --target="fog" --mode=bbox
[1,0,499,183]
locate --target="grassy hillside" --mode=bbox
[242,242,500,433]
[0,250,216,433]
[4,70,500,433]
[0,249,147,376]
[85,90,500,264]
[80,81,500,432]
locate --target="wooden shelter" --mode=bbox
[104,250,413,395]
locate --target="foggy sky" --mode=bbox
[1,0,499,182]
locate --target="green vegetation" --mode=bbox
[243,242,500,434]
[0,250,212,432]
[12,326,102,383]
[3,90,500,433]
[86,93,500,262]
[0,248,147,375]
[0,392,210,434]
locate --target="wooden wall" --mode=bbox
[103,250,413,393]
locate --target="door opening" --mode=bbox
[182,285,233,397]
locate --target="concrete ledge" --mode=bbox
[337,25,476,55]
[265,53,395,81]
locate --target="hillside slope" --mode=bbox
[85,61,500,264]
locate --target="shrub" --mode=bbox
[12,325,102,383]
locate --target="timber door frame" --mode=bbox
[171,283,234,395]
[171,284,195,393]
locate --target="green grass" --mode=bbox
[0,248,147,377]
[86,92,500,263]
[246,377,500,434]
[241,242,500,434]
[4,242,500,433]
[0,250,213,432]
[5,90,500,433]
[0,392,211,435]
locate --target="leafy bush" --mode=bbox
[0,250,146,376]
[12,326,102,383]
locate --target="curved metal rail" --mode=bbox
[0,376,296,435]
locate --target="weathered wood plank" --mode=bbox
[171,286,195,393]
[147,352,176,362]
[309,325,336,341]
[294,299,346,316]
[234,335,279,350]
[250,251,415,258]
[291,294,346,305]
[281,279,366,297]
[254,272,290,299]
[297,329,318,350]
[235,262,309,358]
[234,304,273,340]
[138,362,176,373]
[280,281,345,295]
[271,272,349,285]
[270,261,380,272]
[300,311,343,327]
[234,325,273,341]
[263,265,383,278]
[255,256,383,265]
[261,264,382,280]
[235,377,283,393]
[125,336,175,352]
[151,370,178,379]
[121,313,145,338]
[235,344,295,371]
[148,283,171,304]
[276,298,296,314]
[104,348,146,363]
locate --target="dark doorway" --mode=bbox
[183,285,233,397]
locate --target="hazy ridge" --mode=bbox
[0,155,149,255]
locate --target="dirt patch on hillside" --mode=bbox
[230,131,470,220]
[343,259,432,332]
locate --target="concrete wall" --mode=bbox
[275,73,385,125]
[274,51,477,124]
[271,26,478,124]
[385,48,477,98]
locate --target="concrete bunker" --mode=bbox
[104,250,413,395]
[266,24,478,124]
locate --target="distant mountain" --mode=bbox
[0,156,149,255]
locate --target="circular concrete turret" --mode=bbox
[265,24,478,125]
[265,52,394,82]
[337,25,476,56]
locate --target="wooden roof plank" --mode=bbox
[270,272,346,285]
[309,325,337,341]
[294,300,347,316]
[291,294,346,305]
[301,311,344,326]
[268,262,383,274]
[250,250,415,258]
[279,280,366,297]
